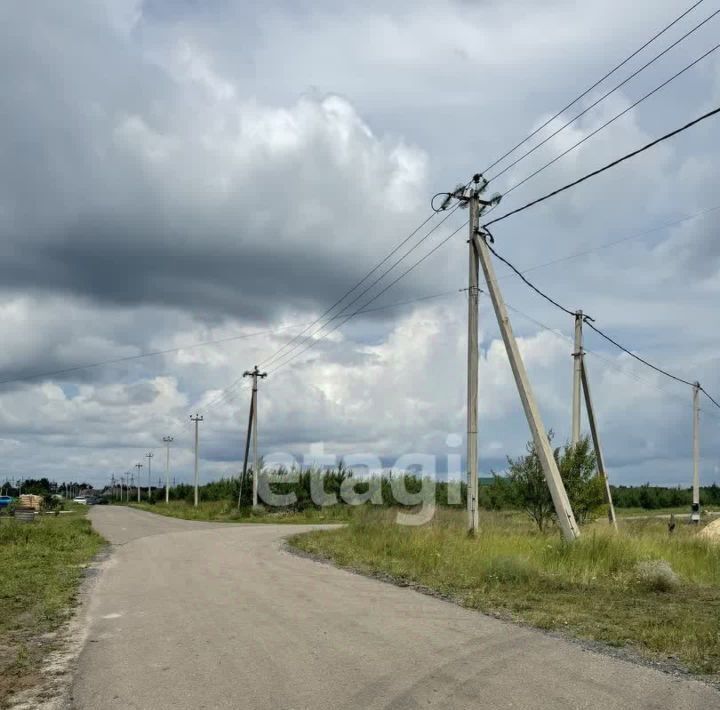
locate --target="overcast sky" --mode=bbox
[1,0,719,489]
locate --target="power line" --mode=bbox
[202,285,468,409]
[256,211,442,369]
[480,0,708,176]
[260,5,705,376]
[0,325,309,387]
[266,218,471,376]
[701,387,720,409]
[484,238,578,317]
[502,203,720,279]
[259,205,462,370]
[487,6,720,183]
[582,320,695,387]
[499,43,720,202]
[502,300,680,397]
[484,104,720,228]
[0,290,465,390]
[481,236,720,408]
[500,299,720,421]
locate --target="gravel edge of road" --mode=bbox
[283,536,720,693]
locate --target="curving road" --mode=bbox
[72,506,718,709]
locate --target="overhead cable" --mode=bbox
[484,105,720,228]
[480,0,708,176]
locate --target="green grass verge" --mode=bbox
[124,500,356,524]
[289,508,720,678]
[0,509,105,706]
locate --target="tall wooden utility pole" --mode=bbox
[466,195,480,535]
[190,414,203,508]
[145,452,153,500]
[163,436,173,504]
[691,382,701,523]
[241,366,267,508]
[571,310,583,446]
[134,463,142,502]
[474,225,580,542]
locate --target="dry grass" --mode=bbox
[290,508,720,678]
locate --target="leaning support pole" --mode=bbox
[475,229,580,542]
[580,359,617,530]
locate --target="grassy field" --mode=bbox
[125,500,356,523]
[0,508,104,706]
[290,508,720,679]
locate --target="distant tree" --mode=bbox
[507,434,605,531]
[484,474,517,510]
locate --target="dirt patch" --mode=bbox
[699,519,720,544]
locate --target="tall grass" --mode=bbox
[291,509,720,676]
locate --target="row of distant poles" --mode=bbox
[111,435,174,504]
[462,176,702,541]
[110,367,267,509]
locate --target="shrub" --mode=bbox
[635,559,680,592]
[506,434,606,531]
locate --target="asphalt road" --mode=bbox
[72,507,718,709]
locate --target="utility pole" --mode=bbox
[466,195,480,535]
[242,366,267,508]
[691,382,701,523]
[190,414,203,507]
[145,452,153,500]
[135,463,142,502]
[569,313,617,528]
[238,389,254,508]
[163,436,173,504]
[474,219,580,541]
[571,310,583,446]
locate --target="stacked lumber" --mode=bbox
[18,494,44,511]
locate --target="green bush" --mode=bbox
[506,434,606,531]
